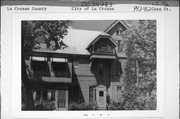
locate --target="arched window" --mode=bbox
[99,44,109,52]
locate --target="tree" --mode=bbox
[120,20,157,110]
[21,20,71,110]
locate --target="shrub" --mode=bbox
[33,100,56,110]
[68,102,80,110]
[144,97,157,110]
[108,101,123,110]
[69,102,98,110]
[122,94,156,110]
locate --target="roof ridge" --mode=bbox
[69,27,103,33]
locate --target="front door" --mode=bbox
[55,90,68,110]
[95,85,106,110]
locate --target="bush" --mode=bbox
[144,97,157,110]
[69,102,98,110]
[108,101,123,110]
[33,100,56,110]
[122,94,156,110]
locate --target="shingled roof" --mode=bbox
[33,20,129,58]
[62,28,110,55]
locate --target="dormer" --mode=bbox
[87,33,117,55]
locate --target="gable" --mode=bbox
[104,20,129,36]
[87,35,117,55]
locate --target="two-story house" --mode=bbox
[23,20,129,110]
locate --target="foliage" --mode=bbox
[21,20,71,110]
[121,20,156,61]
[22,100,56,111]
[33,100,56,110]
[22,20,71,50]
[69,102,99,110]
[108,101,123,110]
[123,94,156,110]
[120,20,157,110]
[122,81,156,110]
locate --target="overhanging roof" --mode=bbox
[86,34,117,50]
[25,49,90,58]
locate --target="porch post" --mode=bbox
[55,90,58,110]
[65,90,68,109]
[40,87,43,103]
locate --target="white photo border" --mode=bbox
[12,12,164,118]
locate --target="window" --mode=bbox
[98,63,104,76]
[31,61,50,76]
[32,61,47,71]
[32,88,56,102]
[98,43,113,53]
[99,44,108,52]
[52,62,66,72]
[32,89,40,101]
[47,90,55,101]
[99,91,104,97]
[52,62,70,77]
[116,27,123,36]
[89,86,96,102]
[89,87,93,102]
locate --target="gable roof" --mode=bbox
[33,28,113,55]
[104,20,129,33]
[62,28,107,55]
[33,28,104,55]
[72,20,115,31]
[72,20,129,33]
[32,20,129,58]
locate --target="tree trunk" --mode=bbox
[22,57,34,110]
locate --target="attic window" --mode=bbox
[99,44,108,52]
[116,27,124,36]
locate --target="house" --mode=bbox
[23,20,129,110]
